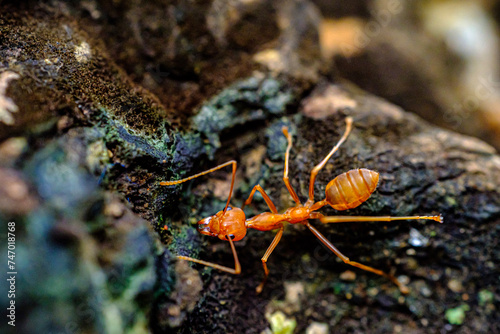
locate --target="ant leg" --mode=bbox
[161,160,237,215]
[318,214,443,224]
[256,226,284,294]
[282,126,301,205]
[241,184,278,213]
[306,117,353,207]
[177,236,241,274]
[305,221,410,294]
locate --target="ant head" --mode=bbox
[197,206,247,241]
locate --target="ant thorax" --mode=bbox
[283,206,311,224]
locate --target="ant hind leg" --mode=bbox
[305,221,409,294]
[319,214,443,224]
[306,117,353,206]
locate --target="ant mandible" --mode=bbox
[161,117,443,294]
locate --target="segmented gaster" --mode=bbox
[325,168,379,210]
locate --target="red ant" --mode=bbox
[161,117,443,294]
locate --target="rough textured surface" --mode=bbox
[0,1,499,334]
[172,82,500,334]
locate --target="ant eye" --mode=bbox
[227,206,232,211]
[229,234,235,239]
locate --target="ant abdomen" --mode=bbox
[325,169,379,210]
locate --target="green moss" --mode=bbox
[0,13,207,180]
[168,224,201,260]
[478,289,494,306]
[265,118,295,161]
[267,311,297,334]
[445,304,470,325]
[192,76,294,155]
[444,196,457,207]
[332,282,343,295]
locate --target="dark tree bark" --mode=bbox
[0,2,498,334]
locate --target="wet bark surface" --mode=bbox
[0,1,499,334]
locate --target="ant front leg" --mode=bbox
[241,184,278,213]
[281,127,301,205]
[177,236,241,274]
[304,221,410,294]
[160,160,237,214]
[256,225,284,294]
